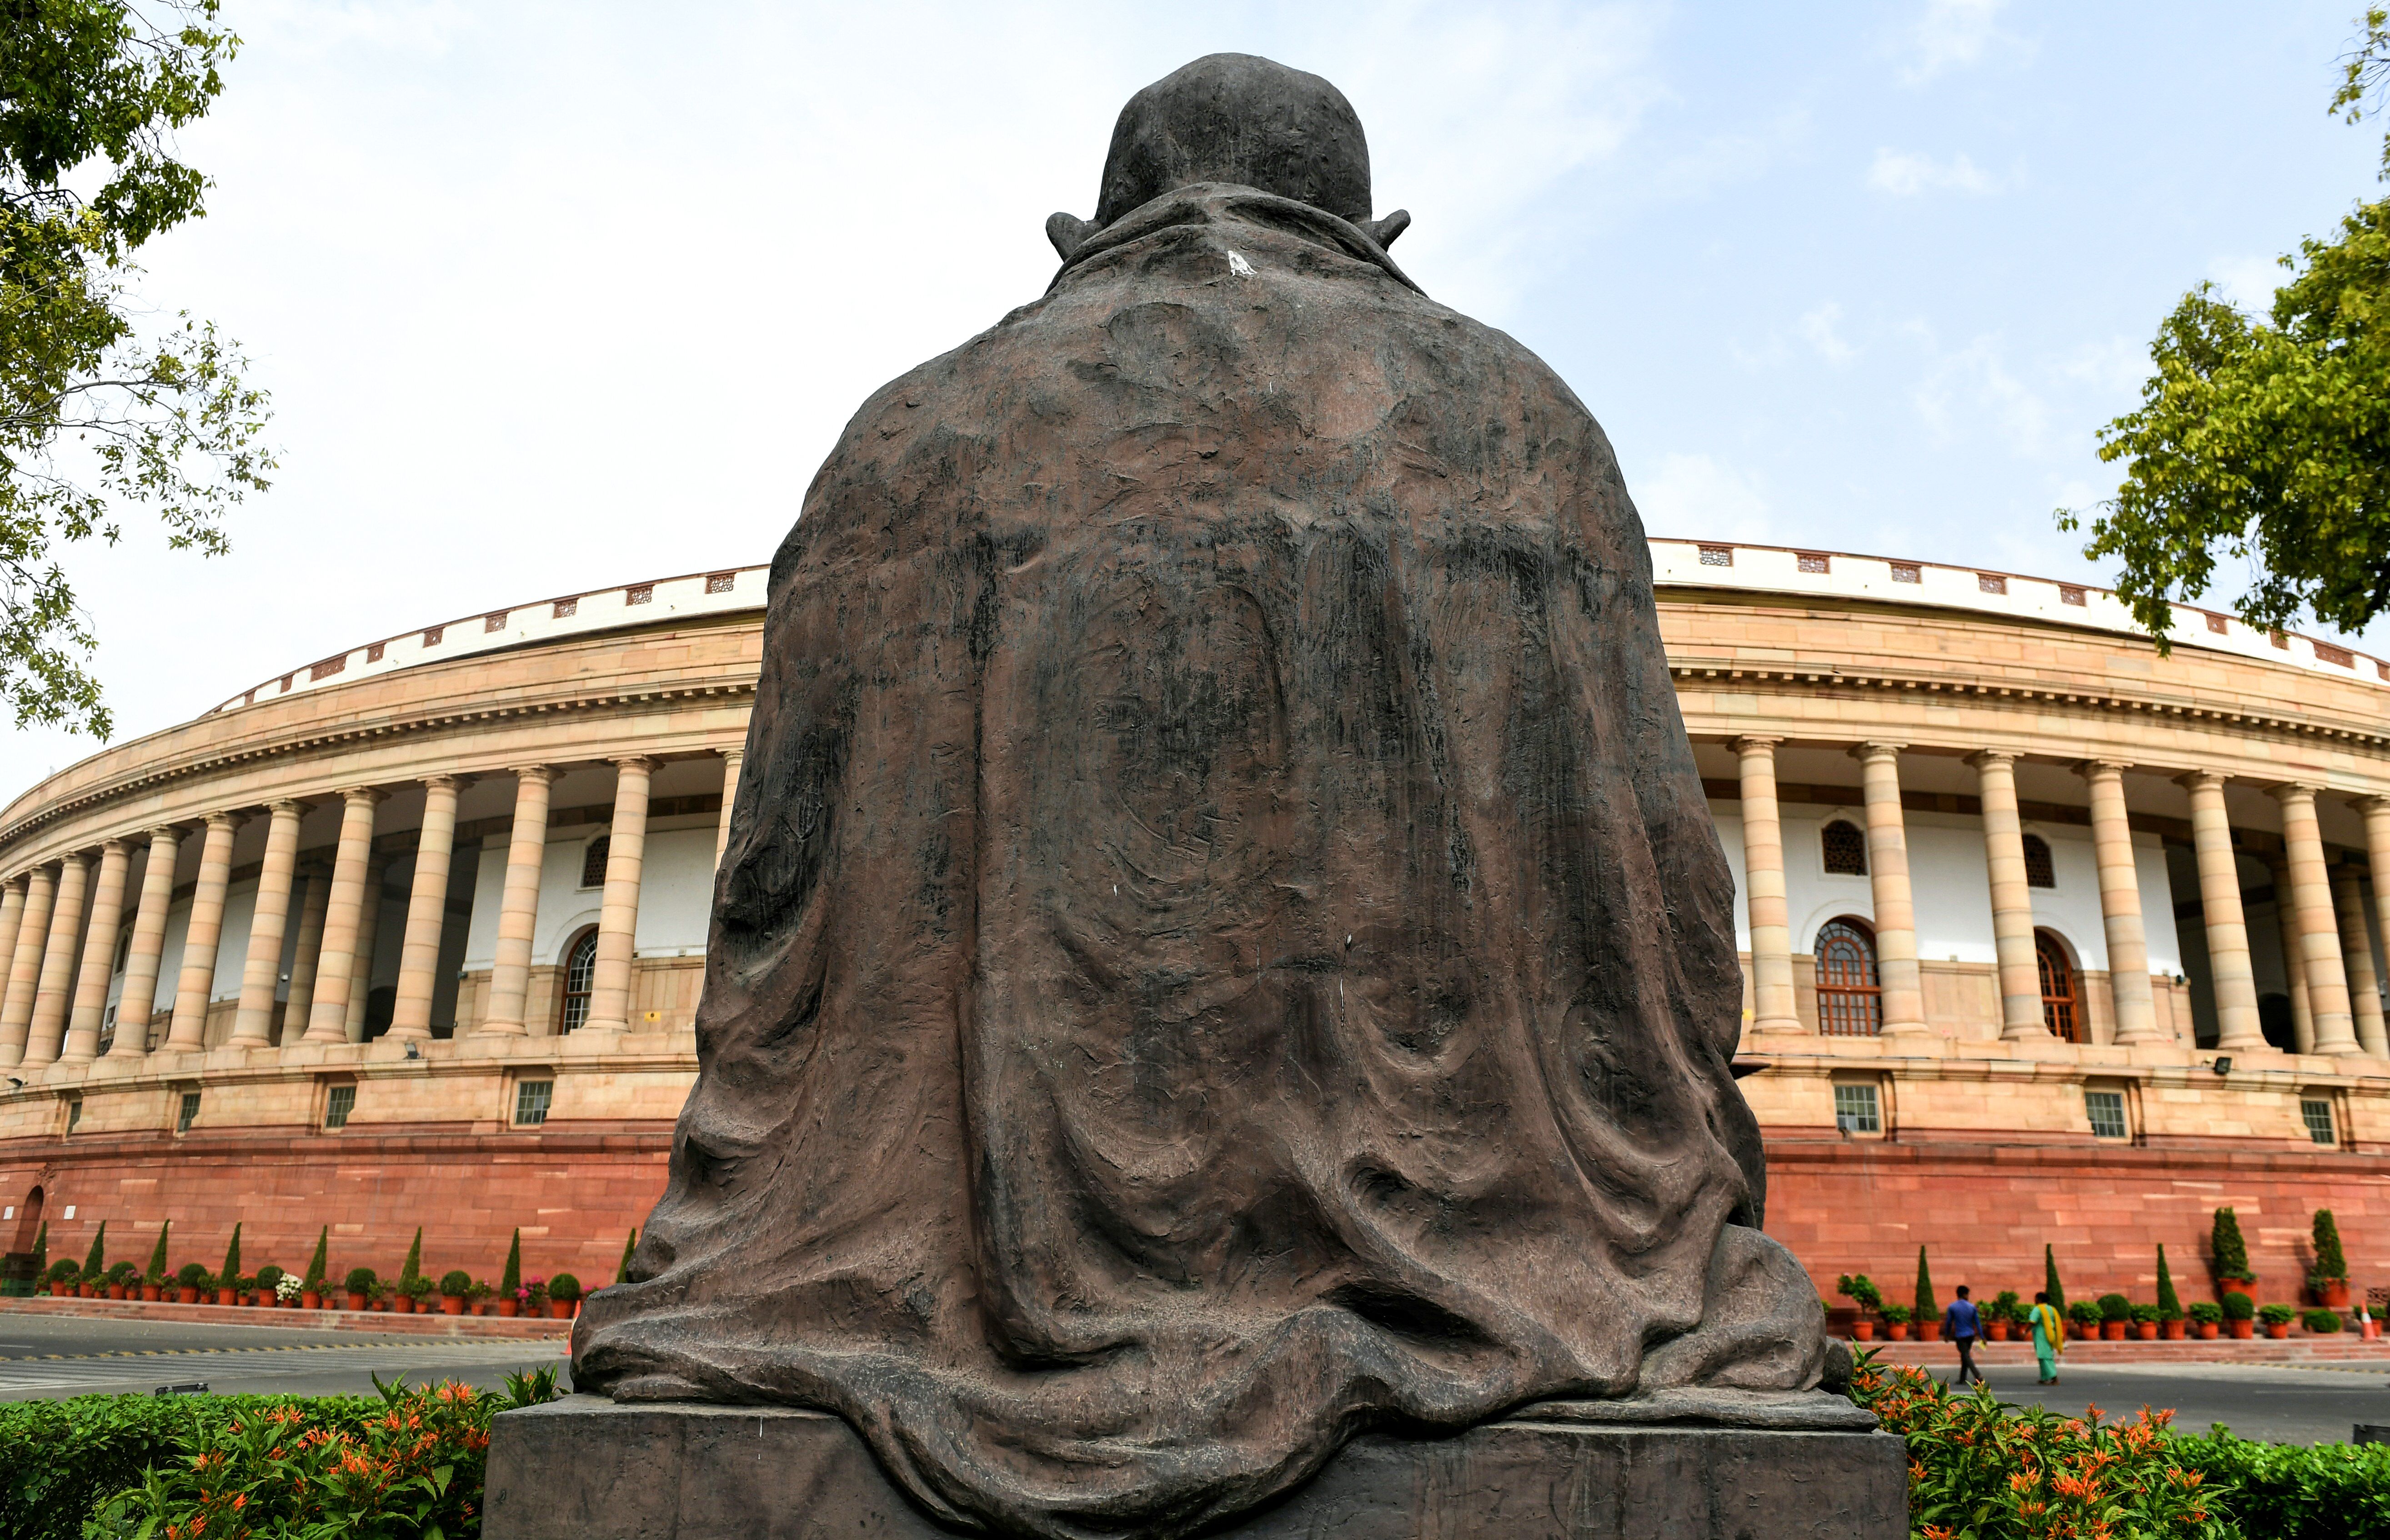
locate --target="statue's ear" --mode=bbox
[1362,209,1411,249]
[1047,212,1097,260]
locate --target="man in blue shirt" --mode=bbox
[1944,1285,1984,1387]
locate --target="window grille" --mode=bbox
[1833,1082,1881,1134]
[177,1092,200,1134]
[2302,1097,2337,1146]
[366,641,386,662]
[2038,932,2080,1042]
[1821,820,1867,875]
[2315,642,2353,667]
[554,598,578,619]
[310,655,346,681]
[278,674,293,693]
[2205,612,2228,634]
[2022,834,2055,889]
[2085,1089,2129,1140]
[1697,545,1733,567]
[484,611,508,633]
[2059,585,2086,605]
[560,931,599,1034]
[580,837,611,889]
[1797,553,1830,574]
[423,625,445,646]
[1978,573,2007,595]
[325,1085,356,1130]
[515,1080,554,1127]
[706,572,737,594]
[1814,919,1881,1036]
[2270,631,2289,649]
[1889,562,1921,583]
[626,584,654,605]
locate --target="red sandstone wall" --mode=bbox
[2,1126,671,1289]
[1766,1137,2390,1311]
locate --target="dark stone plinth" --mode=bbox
[485,1396,1907,1540]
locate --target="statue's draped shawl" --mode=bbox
[574,184,1824,1540]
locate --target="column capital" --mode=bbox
[423,773,467,792]
[612,755,658,772]
[267,798,306,816]
[338,785,390,806]
[1731,735,1782,754]
[100,837,131,856]
[1850,741,1906,763]
[510,764,558,785]
[2176,769,2230,793]
[203,810,245,831]
[2356,794,2390,814]
[2074,758,2132,780]
[2271,781,2324,804]
[1966,749,2020,771]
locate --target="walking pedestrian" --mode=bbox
[2029,1290,2064,1385]
[1943,1285,1985,1387]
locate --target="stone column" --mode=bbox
[481,766,556,1036]
[60,840,131,1063]
[2180,773,2263,1048]
[0,880,26,1013]
[1969,750,2044,1040]
[715,748,742,867]
[1853,743,1928,1034]
[304,789,383,1043]
[2274,860,2314,1052]
[2275,784,2359,1054]
[2332,865,2388,1057]
[1733,737,1800,1035]
[0,865,55,1065]
[165,813,241,1051]
[280,866,331,1036]
[231,800,305,1048]
[24,852,92,1065]
[345,858,388,1041]
[584,756,655,1035]
[2080,761,2162,1045]
[390,775,464,1040]
[113,828,179,1055]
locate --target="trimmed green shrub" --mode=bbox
[2259,1303,2297,1327]
[341,1266,375,1295]
[217,1222,240,1287]
[2223,1290,2255,1321]
[173,1262,205,1290]
[45,1260,78,1285]
[2189,1300,2224,1325]
[1914,1245,1935,1327]
[2213,1207,2256,1283]
[2314,1208,2350,1285]
[440,1268,472,1297]
[253,1264,282,1291]
[2178,1426,2390,1537]
[548,1271,581,1302]
[2131,1302,2162,1325]
[2099,1292,2133,1323]
[1880,1303,1913,1325]
[617,1226,637,1284]
[103,1262,136,1288]
[2068,1300,2101,1329]
[303,1226,328,1291]
[141,1223,167,1287]
[2157,1243,2183,1320]
[501,1228,521,1297]
[1989,1289,2022,1325]
[1835,1273,1884,1312]
[398,1225,423,1292]
[79,1221,105,1280]
[2045,1243,2066,1318]
[401,1273,434,1302]
[2305,1308,2346,1334]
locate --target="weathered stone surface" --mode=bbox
[573,51,1846,1540]
[487,1396,1907,1540]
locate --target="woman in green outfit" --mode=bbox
[2029,1290,2065,1384]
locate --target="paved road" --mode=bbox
[0,1315,570,1401]
[1896,1360,2390,1445]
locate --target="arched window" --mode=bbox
[2022,834,2055,889]
[579,836,611,889]
[1814,918,1881,1036]
[558,927,600,1034]
[2037,930,2080,1042]
[1821,820,1868,876]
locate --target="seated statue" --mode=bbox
[575,51,1841,1540]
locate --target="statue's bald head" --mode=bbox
[1093,54,1373,227]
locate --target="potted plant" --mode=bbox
[2155,1245,2185,1340]
[2188,1300,2223,1340]
[469,1278,494,1316]
[104,1261,137,1300]
[2222,1290,2255,1339]
[141,1222,169,1302]
[1835,1274,1883,1341]
[547,1273,581,1320]
[2310,1209,2352,1309]
[396,1227,424,1314]
[1986,1291,2021,1342]
[403,1274,436,1314]
[43,1259,77,1296]
[497,1230,523,1318]
[175,1262,205,1305]
[440,1269,471,1315]
[2129,1302,2161,1340]
[254,1265,284,1307]
[2212,1208,2257,1299]
[217,1225,242,1307]
[275,1273,303,1307]
[1912,1248,1939,1342]
[302,1228,328,1310]
[2258,1303,2296,1340]
[344,1266,376,1313]
[521,1277,548,1318]
[2067,1300,2101,1340]
[2303,1307,2345,1335]
[1881,1303,1913,1341]
[2098,1293,2132,1341]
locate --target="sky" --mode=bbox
[5,0,2383,793]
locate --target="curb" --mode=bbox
[0,1295,570,1341]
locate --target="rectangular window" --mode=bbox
[2085,1089,2129,1140]
[1832,1083,1881,1135]
[65,1100,81,1134]
[1889,561,1921,584]
[176,1091,200,1134]
[2301,1097,2337,1146]
[514,1080,554,1127]
[324,1085,356,1130]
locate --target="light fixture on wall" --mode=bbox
[2210,1057,2233,1076]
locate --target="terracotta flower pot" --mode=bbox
[177,1286,198,1304]
[106,1285,124,1300]
[1987,1320,2010,1341]
[344,1291,364,1310]
[549,1299,573,1319]
[2318,1281,2352,1309]
[141,1284,160,1302]
[1915,1321,1938,1342]
[301,1291,321,1310]
[2198,1321,2220,1339]
[2266,1322,2291,1339]
[2163,1319,2185,1340]
[2221,1279,2255,1300]
[498,1298,519,1318]
[2102,1321,2127,1340]
[1850,1320,1874,1341]
[1887,1323,1909,1341]
[2136,1321,2158,1340]
[443,1295,465,1315]
[2230,1319,2255,1339]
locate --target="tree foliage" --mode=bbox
[0,0,272,735]
[2061,9,2390,647]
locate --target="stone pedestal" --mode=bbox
[486,1395,1906,1540]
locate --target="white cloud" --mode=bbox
[1912,340,2049,458]
[1867,148,1996,196]
[2209,254,2290,314]
[1898,0,2007,85]
[1632,453,1773,541]
[1798,302,1857,365]
[2057,337,2147,398]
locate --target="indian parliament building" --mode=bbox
[4,539,2388,1304]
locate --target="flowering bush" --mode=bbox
[82,1368,558,1540]
[274,1275,302,1303]
[1851,1357,2232,1539]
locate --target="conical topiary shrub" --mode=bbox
[303,1227,328,1294]
[2212,1207,2255,1284]
[400,1226,422,1289]
[145,1222,170,1287]
[501,1229,521,1302]
[2156,1245,2182,1320]
[616,1228,637,1285]
[2313,1209,2349,1284]
[2045,1244,2066,1318]
[218,1222,241,1295]
[80,1221,105,1282]
[1914,1246,1937,1337]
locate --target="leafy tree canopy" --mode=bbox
[0,0,271,735]
[2061,9,2390,649]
